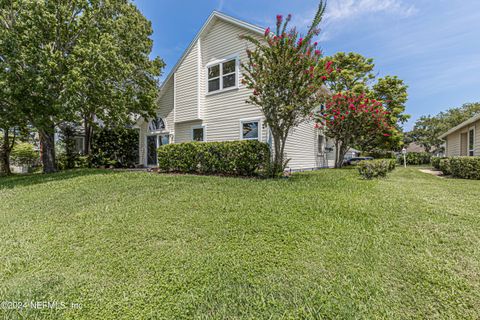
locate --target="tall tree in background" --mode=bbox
[322,52,375,93]
[0,0,163,173]
[321,52,409,151]
[241,1,329,176]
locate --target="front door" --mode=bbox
[147,135,157,166]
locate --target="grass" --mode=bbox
[0,168,479,319]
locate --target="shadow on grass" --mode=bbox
[0,169,115,190]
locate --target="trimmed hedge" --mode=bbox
[157,140,270,176]
[357,159,396,179]
[449,157,480,179]
[439,158,452,176]
[405,152,431,165]
[431,156,446,170]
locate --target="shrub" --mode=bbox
[439,158,452,175]
[157,140,270,176]
[405,152,431,165]
[91,127,139,168]
[357,159,395,179]
[449,157,480,180]
[10,143,38,166]
[431,156,446,170]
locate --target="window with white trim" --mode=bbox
[207,58,237,93]
[468,128,475,156]
[241,120,259,140]
[192,126,205,142]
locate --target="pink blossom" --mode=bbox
[264,27,270,36]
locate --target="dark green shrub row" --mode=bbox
[157,140,270,176]
[431,156,447,170]
[439,158,451,175]
[405,152,431,165]
[91,127,139,168]
[357,159,396,179]
[449,157,480,179]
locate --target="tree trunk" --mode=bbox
[39,125,57,174]
[83,116,94,156]
[270,129,290,177]
[0,128,12,175]
[334,141,348,168]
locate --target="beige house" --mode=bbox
[440,114,480,157]
[135,11,333,170]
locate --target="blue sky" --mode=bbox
[133,0,480,130]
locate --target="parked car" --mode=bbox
[343,157,374,166]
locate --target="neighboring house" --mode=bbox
[440,114,480,157]
[405,142,426,153]
[135,11,333,170]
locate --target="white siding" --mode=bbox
[201,19,267,142]
[158,77,175,132]
[174,120,203,143]
[175,41,200,122]
[284,120,320,170]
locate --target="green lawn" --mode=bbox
[0,168,479,319]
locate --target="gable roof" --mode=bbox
[439,113,480,139]
[159,11,265,91]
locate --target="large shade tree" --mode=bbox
[0,0,163,173]
[241,1,329,176]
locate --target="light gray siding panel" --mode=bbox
[446,131,461,156]
[202,20,266,142]
[174,120,203,143]
[284,120,319,170]
[158,77,175,132]
[175,41,200,122]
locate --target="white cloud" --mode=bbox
[217,0,224,11]
[326,0,417,21]
[314,0,417,41]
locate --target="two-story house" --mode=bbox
[136,11,335,170]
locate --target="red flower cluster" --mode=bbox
[315,92,393,138]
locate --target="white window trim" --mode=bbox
[191,125,207,142]
[206,54,240,95]
[468,126,475,156]
[239,118,262,141]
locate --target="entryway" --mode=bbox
[146,134,169,166]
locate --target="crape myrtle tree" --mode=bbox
[0,0,163,173]
[315,92,393,168]
[241,1,330,177]
[321,52,409,151]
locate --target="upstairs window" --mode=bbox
[207,58,237,93]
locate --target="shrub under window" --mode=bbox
[157,140,269,176]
